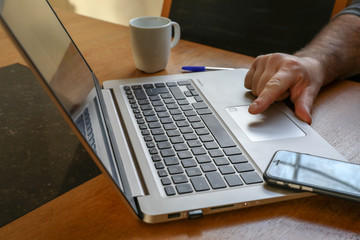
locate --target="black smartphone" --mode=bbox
[264,150,360,202]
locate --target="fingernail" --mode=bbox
[249,102,258,114]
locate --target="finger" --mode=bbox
[248,72,292,114]
[293,88,319,125]
[244,65,256,90]
[244,55,265,90]
[255,63,278,97]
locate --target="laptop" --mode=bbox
[0,0,346,223]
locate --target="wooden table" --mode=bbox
[1,10,360,240]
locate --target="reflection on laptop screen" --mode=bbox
[1,0,93,114]
[0,0,140,215]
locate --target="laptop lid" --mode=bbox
[0,0,141,218]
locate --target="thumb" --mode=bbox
[293,89,317,125]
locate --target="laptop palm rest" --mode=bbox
[226,106,306,142]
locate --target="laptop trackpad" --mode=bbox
[226,106,305,142]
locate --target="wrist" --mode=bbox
[293,53,335,86]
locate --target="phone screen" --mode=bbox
[265,151,360,200]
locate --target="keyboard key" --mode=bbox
[164,98,176,104]
[213,157,229,166]
[183,133,197,140]
[195,128,210,135]
[143,83,154,89]
[219,165,235,175]
[163,123,177,130]
[173,114,186,121]
[164,186,176,196]
[191,177,210,192]
[146,87,169,96]
[154,162,165,169]
[240,172,263,184]
[187,140,202,148]
[170,109,182,115]
[168,165,184,175]
[192,102,208,109]
[191,147,207,155]
[164,157,180,166]
[186,167,202,177]
[178,150,193,159]
[134,89,147,100]
[174,143,188,151]
[154,135,168,142]
[160,149,176,157]
[201,114,236,148]
[157,141,172,149]
[206,172,227,189]
[180,127,193,134]
[151,155,161,162]
[169,86,186,100]
[158,112,170,118]
[178,80,191,86]
[197,109,212,115]
[188,116,201,123]
[158,170,168,177]
[170,136,184,144]
[161,93,172,99]
[204,142,219,150]
[209,149,224,158]
[199,135,214,142]
[200,163,217,172]
[224,147,242,156]
[155,83,166,88]
[151,128,165,135]
[229,155,248,164]
[176,120,189,127]
[171,174,188,184]
[176,184,193,194]
[224,175,244,187]
[234,163,254,172]
[166,82,177,87]
[161,177,171,185]
[191,122,206,129]
[167,130,180,137]
[196,155,212,164]
[181,159,197,168]
[151,100,163,106]
[184,110,197,117]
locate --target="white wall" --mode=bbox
[50,0,164,26]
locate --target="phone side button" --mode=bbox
[288,184,300,190]
[301,186,313,192]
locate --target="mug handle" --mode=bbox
[170,21,180,49]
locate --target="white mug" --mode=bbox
[129,16,180,73]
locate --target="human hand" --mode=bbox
[244,53,326,124]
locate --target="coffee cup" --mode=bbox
[129,16,180,73]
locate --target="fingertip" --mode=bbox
[248,101,259,114]
[295,104,312,125]
[248,97,270,115]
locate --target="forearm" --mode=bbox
[295,14,360,85]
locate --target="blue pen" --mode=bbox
[182,66,235,72]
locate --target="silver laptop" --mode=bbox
[0,0,346,223]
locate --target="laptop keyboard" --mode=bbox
[124,80,262,196]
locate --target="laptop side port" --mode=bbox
[168,212,181,219]
[188,210,203,219]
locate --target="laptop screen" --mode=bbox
[0,0,140,216]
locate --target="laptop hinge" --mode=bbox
[101,88,146,197]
